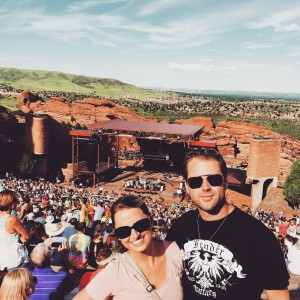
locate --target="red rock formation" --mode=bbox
[18,90,44,113]
[15,90,300,182]
[216,121,280,143]
[31,97,156,125]
[175,116,214,133]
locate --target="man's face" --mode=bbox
[185,158,227,213]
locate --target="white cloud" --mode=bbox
[139,0,184,16]
[275,23,300,33]
[247,6,300,33]
[168,62,237,72]
[66,0,128,12]
[242,42,273,49]
[167,61,259,72]
[66,1,103,12]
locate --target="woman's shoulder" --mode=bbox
[162,240,181,255]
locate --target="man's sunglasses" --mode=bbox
[114,218,151,239]
[187,174,224,189]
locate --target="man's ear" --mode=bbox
[224,175,228,189]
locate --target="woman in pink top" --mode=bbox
[74,195,183,300]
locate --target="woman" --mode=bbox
[68,222,91,269]
[74,195,183,300]
[80,198,90,226]
[18,193,33,221]
[0,267,36,300]
[87,229,105,269]
[27,221,47,254]
[0,190,30,271]
[80,248,113,290]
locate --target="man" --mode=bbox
[167,148,289,300]
[63,217,78,242]
[93,202,104,222]
[30,243,69,300]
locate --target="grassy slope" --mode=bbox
[0,67,166,98]
[0,67,299,140]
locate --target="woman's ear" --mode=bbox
[25,284,34,296]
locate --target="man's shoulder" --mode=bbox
[231,207,276,238]
[174,209,198,224]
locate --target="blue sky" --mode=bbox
[1,0,300,93]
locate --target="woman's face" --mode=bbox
[114,207,152,253]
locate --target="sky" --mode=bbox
[1,0,300,93]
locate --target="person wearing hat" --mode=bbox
[44,214,55,235]
[45,222,67,247]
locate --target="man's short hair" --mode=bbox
[30,243,51,268]
[61,215,68,222]
[75,222,86,232]
[183,147,227,180]
[70,218,78,226]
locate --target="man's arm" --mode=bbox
[265,289,290,300]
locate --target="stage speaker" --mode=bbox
[87,141,96,171]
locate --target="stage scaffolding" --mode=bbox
[70,120,216,187]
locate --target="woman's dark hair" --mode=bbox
[70,218,78,226]
[30,222,46,240]
[111,195,150,227]
[75,222,86,232]
[96,248,113,263]
[183,147,227,180]
[22,194,31,204]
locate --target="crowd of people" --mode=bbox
[124,177,166,194]
[0,147,299,299]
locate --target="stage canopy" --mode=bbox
[88,119,204,141]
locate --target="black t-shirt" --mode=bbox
[166,207,289,300]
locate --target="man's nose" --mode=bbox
[201,178,212,191]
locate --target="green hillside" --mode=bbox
[0,67,166,99]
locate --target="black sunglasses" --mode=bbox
[114,218,151,239]
[187,174,223,189]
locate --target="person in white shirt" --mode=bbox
[287,239,300,275]
[93,202,104,221]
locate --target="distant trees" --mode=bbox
[18,151,37,176]
[283,159,300,206]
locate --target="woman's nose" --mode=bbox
[130,228,140,239]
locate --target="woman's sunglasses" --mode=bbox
[187,174,223,189]
[114,218,151,239]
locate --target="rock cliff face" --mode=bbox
[175,116,214,132]
[12,91,300,180]
[0,105,18,142]
[18,90,44,113]
[29,96,156,125]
